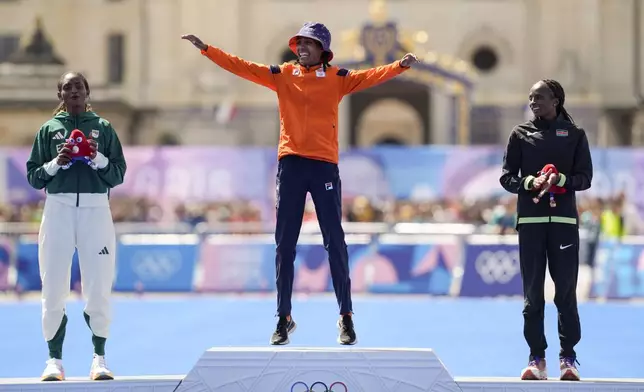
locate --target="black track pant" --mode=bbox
[518,222,581,359]
[274,155,352,316]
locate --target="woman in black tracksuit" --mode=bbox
[500,79,593,382]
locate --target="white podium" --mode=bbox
[176,347,459,392]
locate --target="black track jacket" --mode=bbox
[500,115,593,226]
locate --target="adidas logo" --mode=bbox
[52,132,65,140]
[98,247,109,255]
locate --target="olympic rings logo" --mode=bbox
[290,381,348,391]
[474,249,520,284]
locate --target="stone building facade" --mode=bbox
[0,0,642,147]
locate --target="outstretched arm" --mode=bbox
[340,53,418,96]
[182,34,278,91]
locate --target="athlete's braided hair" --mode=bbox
[541,79,574,124]
[320,51,332,71]
[52,72,92,115]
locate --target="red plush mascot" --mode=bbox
[533,164,566,207]
[61,129,96,170]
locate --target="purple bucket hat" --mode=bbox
[289,22,333,62]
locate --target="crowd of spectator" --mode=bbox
[1,193,640,235]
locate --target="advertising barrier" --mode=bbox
[590,240,644,299]
[5,234,459,295]
[113,236,200,292]
[3,232,641,300]
[195,235,277,292]
[196,234,460,295]
[458,234,597,299]
[14,236,82,291]
[0,236,13,291]
[459,239,522,297]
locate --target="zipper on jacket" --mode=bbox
[303,67,308,144]
[74,116,80,207]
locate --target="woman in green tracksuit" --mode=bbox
[26,72,126,382]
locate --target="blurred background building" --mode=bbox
[0,0,642,148]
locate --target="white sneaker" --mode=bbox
[520,357,548,380]
[90,354,114,380]
[560,357,581,381]
[41,358,65,381]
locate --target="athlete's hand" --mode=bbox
[88,139,98,160]
[532,169,552,190]
[400,53,419,68]
[56,146,72,166]
[546,172,560,187]
[181,34,208,51]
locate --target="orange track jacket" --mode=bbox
[201,45,409,164]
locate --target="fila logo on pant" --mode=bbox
[98,247,109,255]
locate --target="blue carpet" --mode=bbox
[0,296,642,379]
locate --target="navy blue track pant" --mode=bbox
[274,155,352,316]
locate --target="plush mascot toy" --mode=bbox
[61,129,97,170]
[533,163,566,207]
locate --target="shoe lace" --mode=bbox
[341,316,354,334]
[93,355,107,369]
[275,317,288,333]
[45,358,60,367]
[561,357,580,368]
[528,357,543,367]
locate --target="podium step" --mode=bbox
[176,347,459,392]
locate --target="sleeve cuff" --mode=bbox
[557,173,567,187]
[524,175,536,190]
[43,160,61,176]
[200,45,213,56]
[92,152,109,169]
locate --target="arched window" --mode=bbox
[470,45,499,73]
[376,137,404,145]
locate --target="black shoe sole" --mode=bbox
[92,374,114,381]
[337,338,357,345]
[41,376,63,382]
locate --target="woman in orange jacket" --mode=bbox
[183,22,418,346]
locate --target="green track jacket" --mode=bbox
[26,111,126,206]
